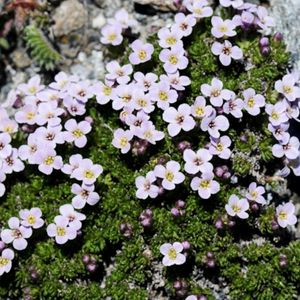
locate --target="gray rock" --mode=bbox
[268,0,300,70]
[52,0,88,37]
[134,0,177,11]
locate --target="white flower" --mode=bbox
[112,128,133,154]
[160,242,186,266]
[225,195,249,219]
[135,171,159,199]
[0,249,14,276]
[276,202,297,228]
[154,160,185,190]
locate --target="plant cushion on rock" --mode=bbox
[0,0,299,299]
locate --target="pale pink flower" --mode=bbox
[112,128,133,154]
[160,72,191,91]
[201,78,232,107]
[160,242,186,266]
[134,72,158,91]
[105,61,133,84]
[186,1,213,19]
[163,104,196,137]
[157,27,183,49]
[64,119,92,148]
[100,24,123,46]
[183,148,213,174]
[223,94,244,118]
[276,202,297,228]
[1,217,32,250]
[0,248,14,275]
[173,13,196,37]
[132,90,155,113]
[0,133,12,158]
[46,216,77,244]
[265,102,288,126]
[2,149,25,174]
[90,81,117,105]
[61,154,83,176]
[243,88,265,116]
[59,204,86,230]
[211,16,237,38]
[135,122,164,145]
[135,171,159,199]
[19,207,44,229]
[15,105,38,125]
[220,0,244,8]
[17,75,44,96]
[225,195,249,219]
[36,101,64,126]
[149,82,178,110]
[71,183,100,209]
[246,182,266,205]
[272,136,300,160]
[275,74,300,102]
[256,6,275,30]
[211,40,243,66]
[129,40,154,65]
[200,111,229,138]
[35,148,63,175]
[209,136,232,159]
[190,172,220,199]
[191,96,213,119]
[154,160,185,190]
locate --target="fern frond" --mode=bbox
[24,25,61,70]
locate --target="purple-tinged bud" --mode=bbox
[86,262,97,273]
[221,165,229,172]
[176,200,185,209]
[30,270,39,281]
[206,251,214,259]
[176,289,188,297]
[177,140,191,153]
[206,259,216,268]
[215,218,224,230]
[182,241,190,250]
[279,254,288,268]
[21,124,35,133]
[144,208,153,217]
[157,186,164,196]
[261,46,270,56]
[171,207,180,217]
[77,230,82,237]
[82,254,90,265]
[84,116,94,125]
[12,96,23,109]
[157,156,168,165]
[259,37,269,47]
[120,223,133,238]
[251,203,259,212]
[141,218,152,228]
[215,166,224,178]
[132,140,149,156]
[0,241,6,251]
[239,134,248,142]
[273,32,283,42]
[222,172,231,180]
[271,219,279,231]
[173,279,182,290]
[216,107,224,114]
[228,220,236,228]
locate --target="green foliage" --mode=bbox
[24,25,61,70]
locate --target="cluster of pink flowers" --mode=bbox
[0,208,44,275]
[100,8,137,46]
[135,160,185,199]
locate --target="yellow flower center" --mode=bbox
[219,25,228,33]
[169,55,178,65]
[200,180,211,189]
[144,131,152,139]
[216,143,223,151]
[4,126,13,133]
[166,37,177,45]
[250,191,258,199]
[28,86,37,94]
[26,112,35,120]
[232,205,241,213]
[137,98,147,107]
[119,137,128,147]
[194,8,203,15]
[73,129,83,138]
[138,50,147,60]
[271,112,279,120]
[56,226,66,236]
[27,214,36,225]
[283,85,292,94]
[103,86,112,96]
[0,257,9,267]
[247,98,255,108]
[278,211,287,220]
[165,171,174,182]
[44,156,54,165]
[167,248,177,260]
[211,89,221,97]
[84,170,95,179]
[108,33,116,42]
[159,91,168,101]
[195,107,204,117]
